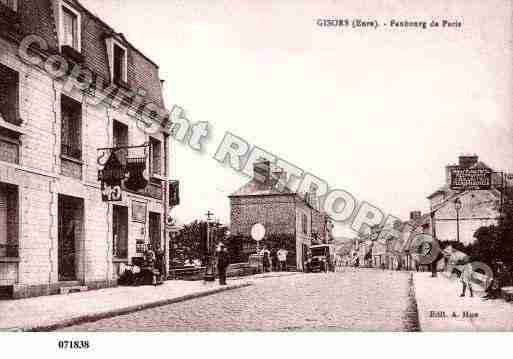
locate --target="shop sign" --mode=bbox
[98,153,125,201]
[169,180,180,206]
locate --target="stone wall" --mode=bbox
[230,194,296,237]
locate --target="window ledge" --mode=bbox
[0,118,25,134]
[60,154,83,165]
[0,257,20,263]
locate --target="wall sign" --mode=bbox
[450,168,492,190]
[131,200,147,223]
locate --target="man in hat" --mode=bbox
[217,242,230,285]
[460,261,474,297]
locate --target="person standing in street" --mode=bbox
[460,261,474,297]
[277,247,288,272]
[217,243,230,285]
[260,245,271,272]
[270,247,278,271]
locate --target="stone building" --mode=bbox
[229,161,328,271]
[0,0,175,298]
[426,155,504,245]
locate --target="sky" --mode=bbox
[81,0,513,238]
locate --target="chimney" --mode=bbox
[271,170,287,187]
[409,211,421,221]
[254,160,271,185]
[458,155,478,168]
[309,184,319,209]
[160,79,166,106]
[445,164,459,186]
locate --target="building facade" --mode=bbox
[0,0,174,298]
[427,155,504,245]
[229,161,328,271]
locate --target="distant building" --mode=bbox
[396,211,432,270]
[427,155,504,245]
[229,161,328,271]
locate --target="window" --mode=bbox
[150,137,162,176]
[61,4,81,52]
[0,183,18,258]
[61,95,82,160]
[113,43,127,84]
[0,128,20,164]
[302,213,308,235]
[149,212,161,251]
[106,37,128,86]
[0,0,17,11]
[0,63,20,126]
[113,205,128,259]
[113,120,128,148]
[113,120,128,163]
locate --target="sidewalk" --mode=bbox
[413,272,513,331]
[0,278,251,331]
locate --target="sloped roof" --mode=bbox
[427,185,450,199]
[229,179,294,197]
[7,0,166,109]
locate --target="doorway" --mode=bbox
[149,212,161,251]
[58,194,83,281]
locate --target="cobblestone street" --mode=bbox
[61,270,418,331]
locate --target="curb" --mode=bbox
[252,272,303,280]
[16,282,252,332]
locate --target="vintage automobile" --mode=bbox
[306,244,335,272]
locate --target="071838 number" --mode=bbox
[58,340,90,349]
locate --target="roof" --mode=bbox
[71,0,160,69]
[229,177,329,217]
[7,0,165,108]
[427,185,450,200]
[229,179,294,197]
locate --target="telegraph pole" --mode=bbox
[204,210,215,281]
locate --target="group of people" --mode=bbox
[259,245,289,272]
[118,247,165,286]
[213,243,289,285]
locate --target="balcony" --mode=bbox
[122,178,163,200]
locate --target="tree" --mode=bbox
[471,198,513,278]
[171,220,208,265]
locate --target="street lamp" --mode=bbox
[203,210,216,281]
[454,198,462,243]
